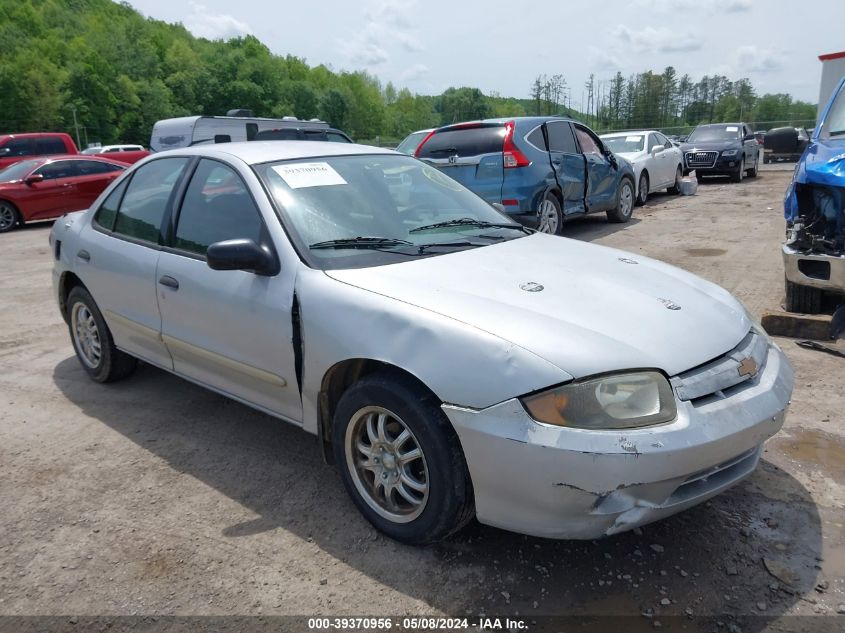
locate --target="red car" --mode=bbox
[0,155,127,233]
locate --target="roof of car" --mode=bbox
[151,141,396,166]
[600,130,657,137]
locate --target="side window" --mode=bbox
[113,158,189,244]
[94,179,128,231]
[574,126,602,155]
[35,161,79,180]
[3,139,33,157]
[173,159,263,256]
[526,126,547,151]
[77,160,123,175]
[326,132,352,143]
[546,121,576,153]
[34,137,67,154]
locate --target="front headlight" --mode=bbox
[721,149,739,157]
[521,371,677,430]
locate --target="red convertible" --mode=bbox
[0,155,127,233]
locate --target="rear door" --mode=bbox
[543,120,586,215]
[416,124,505,204]
[73,160,125,210]
[574,124,616,212]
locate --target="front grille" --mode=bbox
[670,331,768,402]
[685,150,718,168]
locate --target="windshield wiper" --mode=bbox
[309,236,414,250]
[409,217,528,234]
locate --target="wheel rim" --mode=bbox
[71,302,102,369]
[345,406,429,523]
[638,174,648,204]
[619,182,633,217]
[738,159,744,181]
[674,167,682,188]
[537,198,559,234]
[0,204,15,231]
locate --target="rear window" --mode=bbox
[417,126,505,159]
[34,137,67,154]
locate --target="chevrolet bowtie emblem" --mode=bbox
[737,357,758,378]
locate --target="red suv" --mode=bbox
[0,133,78,170]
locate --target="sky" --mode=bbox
[127,0,844,105]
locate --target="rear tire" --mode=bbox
[67,286,137,382]
[784,278,822,314]
[636,172,649,206]
[0,201,20,233]
[667,166,682,194]
[332,371,474,544]
[607,177,635,223]
[537,192,563,235]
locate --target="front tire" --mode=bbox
[636,172,649,206]
[667,166,682,195]
[747,155,758,178]
[67,286,137,382]
[607,177,635,223]
[332,371,474,544]
[0,201,20,233]
[537,192,563,235]
[731,158,745,183]
[784,278,822,314]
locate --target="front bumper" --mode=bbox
[783,243,845,292]
[444,343,793,539]
[687,155,743,174]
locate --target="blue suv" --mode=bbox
[415,117,636,234]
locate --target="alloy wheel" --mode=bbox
[345,406,429,523]
[71,302,102,369]
[0,204,16,232]
[537,199,559,234]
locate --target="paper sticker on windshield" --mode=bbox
[625,135,642,142]
[725,126,739,132]
[272,162,347,188]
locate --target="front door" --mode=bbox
[156,158,302,422]
[26,160,80,219]
[574,125,617,212]
[544,120,586,216]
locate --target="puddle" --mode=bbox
[772,428,845,483]
[685,248,728,257]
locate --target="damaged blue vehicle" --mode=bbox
[783,75,845,313]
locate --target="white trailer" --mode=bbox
[818,51,845,120]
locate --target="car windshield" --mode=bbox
[603,135,644,153]
[687,125,741,142]
[396,131,429,155]
[0,159,41,182]
[254,154,527,270]
[821,86,845,138]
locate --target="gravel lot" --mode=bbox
[1,168,843,631]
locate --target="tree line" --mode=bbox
[0,0,817,149]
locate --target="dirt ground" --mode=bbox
[1,167,843,631]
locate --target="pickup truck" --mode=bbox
[782,75,845,313]
[0,134,149,172]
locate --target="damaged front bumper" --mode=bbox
[783,243,845,292]
[443,342,793,539]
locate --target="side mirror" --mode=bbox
[491,202,506,213]
[651,145,663,155]
[743,133,755,141]
[25,173,44,185]
[206,238,279,276]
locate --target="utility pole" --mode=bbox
[71,107,81,149]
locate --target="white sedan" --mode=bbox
[601,131,685,205]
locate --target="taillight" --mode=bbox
[503,121,530,168]
[414,129,437,158]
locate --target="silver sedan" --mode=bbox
[50,141,793,544]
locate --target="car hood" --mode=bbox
[325,233,751,378]
[681,141,740,152]
[794,137,845,187]
[615,151,645,163]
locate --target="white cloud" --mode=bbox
[589,47,622,72]
[736,45,784,73]
[612,25,703,54]
[184,2,250,40]
[635,0,751,12]
[399,63,429,81]
[339,0,423,69]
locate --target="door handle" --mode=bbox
[77,249,90,262]
[158,275,179,290]
[551,158,562,166]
